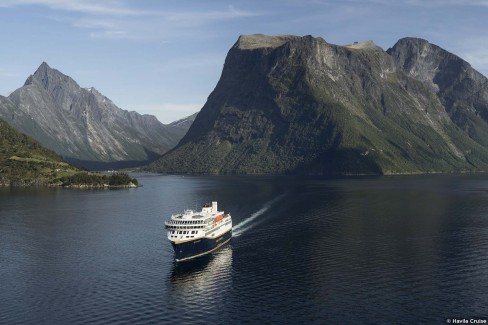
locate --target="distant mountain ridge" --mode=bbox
[0,62,195,170]
[147,34,488,175]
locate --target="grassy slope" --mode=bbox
[0,118,79,185]
[0,118,138,186]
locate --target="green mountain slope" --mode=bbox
[0,118,138,187]
[147,35,488,175]
[0,117,79,186]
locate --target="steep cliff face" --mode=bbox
[388,38,488,148]
[148,34,488,175]
[0,63,191,169]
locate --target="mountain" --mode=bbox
[0,62,192,170]
[168,112,199,130]
[147,34,488,175]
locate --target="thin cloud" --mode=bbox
[164,6,257,23]
[294,0,488,7]
[0,0,259,18]
[0,1,259,40]
[0,0,151,16]
[405,0,488,6]
[0,69,20,77]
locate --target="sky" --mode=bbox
[0,0,487,124]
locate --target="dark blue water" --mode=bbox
[1,174,488,324]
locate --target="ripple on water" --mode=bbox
[1,175,488,324]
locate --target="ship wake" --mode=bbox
[232,194,285,237]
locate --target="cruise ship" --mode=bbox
[164,202,232,262]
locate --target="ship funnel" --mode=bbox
[212,201,218,213]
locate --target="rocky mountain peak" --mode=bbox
[387,36,487,122]
[387,37,470,85]
[344,40,383,51]
[26,61,80,96]
[31,61,56,81]
[36,61,51,72]
[390,37,430,49]
[235,34,298,50]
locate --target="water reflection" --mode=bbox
[169,244,233,288]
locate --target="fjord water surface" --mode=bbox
[1,174,487,324]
